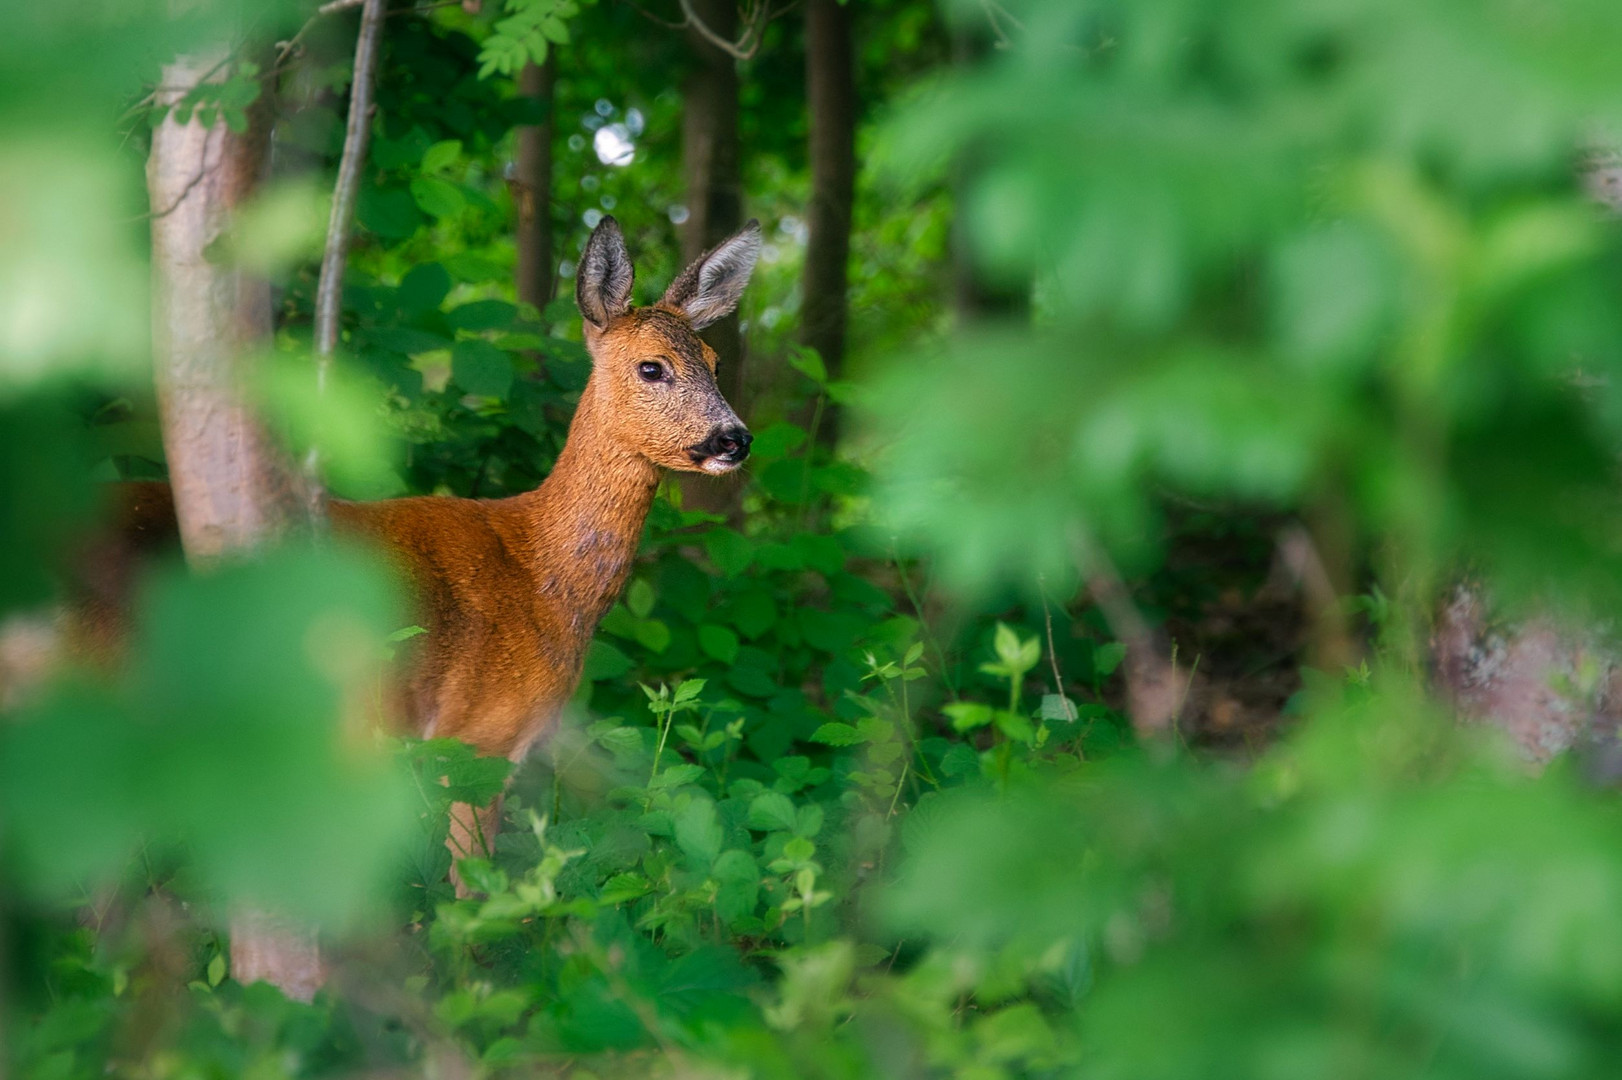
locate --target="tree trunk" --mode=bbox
[680,0,746,514]
[949,28,1028,321]
[802,0,856,441]
[682,0,745,405]
[148,50,317,999]
[514,58,556,317]
[149,51,302,556]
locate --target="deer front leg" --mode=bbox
[446,795,504,897]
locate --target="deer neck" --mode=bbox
[518,386,659,637]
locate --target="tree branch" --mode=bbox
[305,0,388,522]
[677,0,771,60]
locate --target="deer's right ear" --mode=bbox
[661,220,763,329]
[576,216,635,328]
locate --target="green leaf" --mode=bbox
[420,138,462,174]
[626,578,656,619]
[809,722,864,746]
[795,803,825,838]
[1093,641,1128,678]
[451,340,513,399]
[599,872,652,904]
[713,848,758,883]
[650,763,705,790]
[672,678,707,704]
[994,710,1037,745]
[704,529,754,576]
[789,345,827,384]
[747,791,798,832]
[1039,694,1079,721]
[944,702,994,732]
[699,624,740,664]
[633,618,671,654]
[358,186,424,239]
[674,798,723,867]
[583,639,633,681]
[454,857,508,896]
[409,176,466,219]
[446,300,518,331]
[206,952,226,987]
[994,622,1041,676]
[780,836,815,863]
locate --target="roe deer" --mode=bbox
[86,215,761,882]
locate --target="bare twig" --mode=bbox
[305,0,389,523]
[275,0,437,74]
[1037,573,1077,723]
[624,0,687,29]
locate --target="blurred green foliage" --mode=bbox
[8,0,1622,1077]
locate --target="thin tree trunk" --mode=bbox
[514,57,556,386]
[682,0,744,405]
[948,28,1028,321]
[307,0,388,520]
[680,0,746,514]
[802,0,856,441]
[514,58,556,315]
[148,51,319,998]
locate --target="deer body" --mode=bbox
[333,387,661,760]
[83,216,762,872]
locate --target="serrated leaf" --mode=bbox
[794,803,824,838]
[674,798,723,867]
[809,722,864,746]
[1039,694,1079,721]
[713,848,758,883]
[650,763,705,790]
[747,791,798,832]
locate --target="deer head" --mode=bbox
[575,216,761,475]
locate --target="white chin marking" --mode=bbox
[700,457,736,475]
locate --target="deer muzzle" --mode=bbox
[690,424,752,474]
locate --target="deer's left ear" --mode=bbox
[577,216,635,329]
[661,220,762,330]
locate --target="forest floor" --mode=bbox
[1147,511,1313,754]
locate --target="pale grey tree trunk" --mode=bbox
[148,49,319,1000]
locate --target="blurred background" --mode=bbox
[10,0,1622,1075]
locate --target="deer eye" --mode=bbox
[637,360,668,383]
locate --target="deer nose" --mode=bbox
[711,425,752,461]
